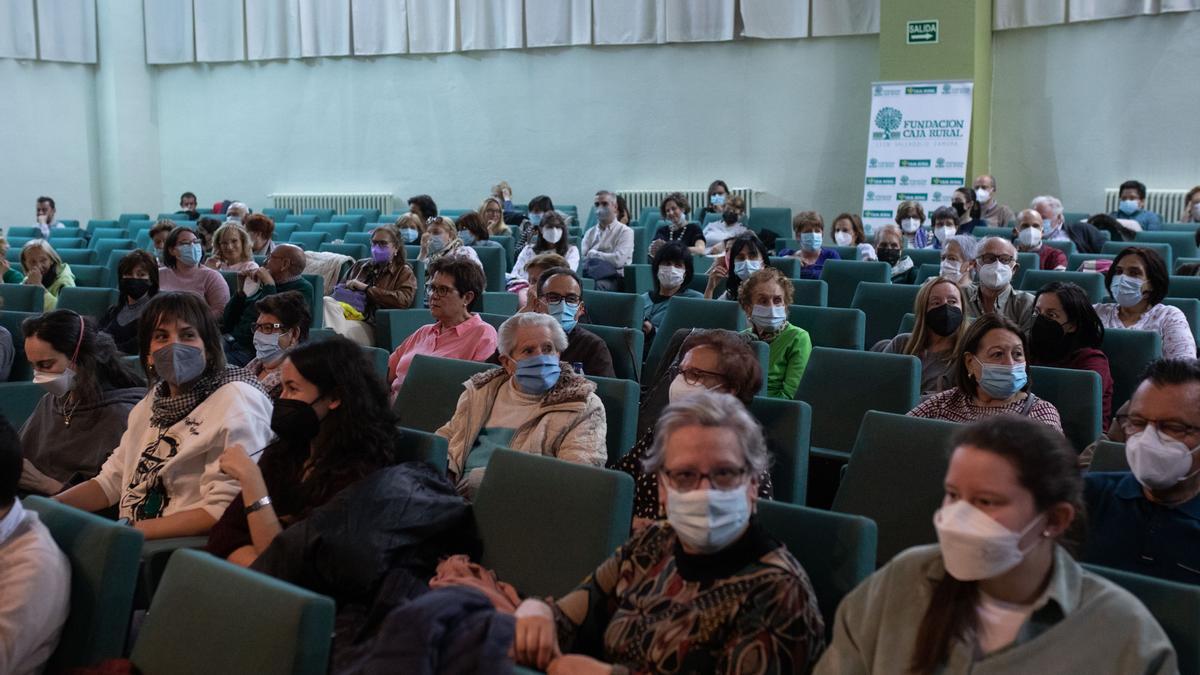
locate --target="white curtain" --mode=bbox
[351,0,408,55]
[0,0,37,59]
[407,0,456,53]
[594,0,663,45]
[1070,0,1156,21]
[460,0,523,51]
[740,0,809,39]
[245,0,301,60]
[524,0,589,47]
[299,0,350,57]
[665,0,735,42]
[994,0,1067,29]
[195,0,245,62]
[811,0,879,36]
[36,0,97,63]
[144,0,195,64]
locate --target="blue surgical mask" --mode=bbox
[529,213,543,227]
[975,360,1027,399]
[177,242,202,267]
[1119,199,1140,215]
[1112,274,1146,308]
[400,228,419,243]
[732,259,762,280]
[546,300,580,332]
[710,193,726,206]
[514,354,561,395]
[750,304,787,332]
[595,206,613,221]
[253,330,284,362]
[458,231,477,246]
[799,232,823,252]
[427,235,447,255]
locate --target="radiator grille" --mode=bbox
[1104,189,1189,222]
[269,192,394,215]
[618,188,753,221]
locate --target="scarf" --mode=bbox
[150,365,267,429]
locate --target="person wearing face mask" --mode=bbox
[1108,179,1162,231]
[515,391,824,674]
[830,212,869,249]
[437,312,607,498]
[702,194,750,254]
[938,234,978,286]
[929,206,961,251]
[420,216,484,279]
[909,314,1062,430]
[965,237,1036,332]
[157,225,230,320]
[514,195,555,251]
[456,211,501,251]
[324,226,417,345]
[894,200,933,249]
[970,174,1015,229]
[580,190,635,291]
[17,311,146,496]
[209,337,405,567]
[778,211,842,280]
[642,242,704,338]
[739,268,811,399]
[509,211,579,288]
[876,277,968,399]
[478,196,510,236]
[394,212,425,247]
[1013,209,1066,271]
[98,251,160,354]
[222,243,314,367]
[1094,247,1196,360]
[649,193,706,257]
[1181,186,1200,224]
[816,415,1175,674]
[223,201,249,224]
[701,179,731,217]
[19,239,75,311]
[952,186,985,232]
[244,291,311,400]
[1083,359,1200,584]
[1030,195,1105,254]
[873,224,916,283]
[1030,282,1113,424]
[55,292,274,541]
[706,232,770,301]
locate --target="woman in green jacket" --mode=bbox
[20,239,75,311]
[739,267,811,399]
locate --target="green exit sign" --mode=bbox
[907,20,939,44]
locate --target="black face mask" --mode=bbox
[1031,313,1071,362]
[271,398,322,445]
[952,202,966,217]
[722,210,739,225]
[120,278,153,300]
[878,247,901,265]
[925,303,964,337]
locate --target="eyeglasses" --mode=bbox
[540,292,581,304]
[1116,415,1200,442]
[678,366,728,389]
[426,283,457,297]
[370,240,392,247]
[252,322,288,334]
[661,466,749,491]
[977,254,1015,265]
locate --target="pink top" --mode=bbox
[1094,303,1197,361]
[388,314,498,399]
[157,264,231,319]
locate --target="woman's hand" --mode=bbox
[218,444,261,485]
[512,599,561,670]
[24,266,43,286]
[19,459,63,495]
[205,256,222,270]
[547,655,613,675]
[345,279,368,292]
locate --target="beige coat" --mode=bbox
[437,366,607,479]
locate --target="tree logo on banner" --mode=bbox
[874,107,903,140]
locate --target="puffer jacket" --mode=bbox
[437,365,607,478]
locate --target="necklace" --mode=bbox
[61,395,80,427]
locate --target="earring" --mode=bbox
[1042,529,1052,537]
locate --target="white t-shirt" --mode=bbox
[702,221,748,252]
[975,591,1037,655]
[509,244,580,281]
[0,501,70,675]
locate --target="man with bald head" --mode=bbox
[965,236,1035,331]
[1013,208,1067,270]
[221,243,314,366]
[971,174,1015,228]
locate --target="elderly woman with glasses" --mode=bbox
[513,390,825,674]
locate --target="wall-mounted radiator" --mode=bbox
[618,187,753,220]
[1104,189,1189,221]
[269,192,394,215]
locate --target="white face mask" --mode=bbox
[834,231,854,247]
[900,217,921,234]
[978,261,1013,290]
[940,259,963,281]
[1017,227,1042,248]
[935,225,957,243]
[668,374,715,403]
[934,499,1045,581]
[975,187,991,203]
[541,227,563,244]
[33,368,76,397]
[666,485,751,554]
[750,304,787,332]
[657,265,685,290]
[1126,425,1200,491]
[243,278,261,297]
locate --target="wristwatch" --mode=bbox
[246,495,273,514]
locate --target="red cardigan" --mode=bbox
[1035,347,1113,425]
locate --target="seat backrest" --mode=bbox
[1019,269,1107,303]
[1169,276,1200,302]
[795,348,921,459]
[393,354,498,431]
[582,289,642,330]
[311,222,350,240]
[791,278,828,307]
[832,411,961,565]
[643,296,745,383]
[474,449,633,598]
[70,264,109,288]
[362,345,391,381]
[915,263,941,284]
[789,305,865,351]
[0,283,46,312]
[88,228,128,246]
[473,245,507,292]
[344,231,372,246]
[1102,241,1173,270]
[850,282,922,347]
[57,249,98,266]
[586,375,639,465]
[474,291,518,316]
[1013,251,1038,287]
[300,274,325,329]
[584,324,643,382]
[329,214,367,228]
[819,260,892,308]
[904,248,943,269]
[622,263,653,295]
[58,287,119,321]
[396,425,449,474]
[1101,328,1162,411]
[1083,563,1200,675]
[22,496,144,670]
[749,207,793,239]
[769,256,801,278]
[1043,239,1077,257]
[0,311,37,381]
[283,214,318,228]
[288,231,328,250]
[273,222,300,241]
[4,226,42,238]
[1090,440,1130,472]
[319,242,367,259]
[756,500,876,631]
[117,213,150,228]
[1136,231,1200,260]
[344,208,381,222]
[376,308,434,350]
[750,396,812,505]
[300,207,336,222]
[1164,297,1200,345]
[0,381,42,423]
[261,207,293,222]
[1028,365,1102,452]
[131,549,335,675]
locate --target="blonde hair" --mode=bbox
[906,277,967,356]
[525,252,569,274]
[20,239,64,274]
[213,222,253,264]
[791,211,824,236]
[394,213,425,237]
[479,196,509,235]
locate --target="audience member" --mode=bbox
[388,256,496,398]
[510,211,579,287]
[1030,282,1114,423]
[1181,186,1200,223]
[209,337,402,566]
[938,234,978,286]
[516,252,569,313]
[158,225,229,320]
[701,179,730,217]
[649,192,706,257]
[479,196,509,236]
[224,202,249,223]
[244,291,311,400]
[929,206,959,250]
[395,212,424,245]
[34,196,62,237]
[1110,179,1162,231]
[507,267,615,378]
[420,216,483,274]
[324,225,415,344]
[1031,195,1106,253]
[491,180,515,214]
[780,211,841,279]
[703,194,749,254]
[1015,208,1067,270]
[1095,246,1196,359]
[222,243,313,366]
[176,191,200,220]
[615,194,632,225]
[896,200,932,249]
[952,186,985,233]
[515,391,824,674]
[643,241,703,337]
[0,317,11,382]
[580,190,634,291]
[832,212,869,247]
[909,314,1062,429]
[437,312,606,497]
[55,292,273,540]
[876,277,967,398]
[18,311,146,496]
[20,239,75,311]
[0,235,21,283]
[244,213,276,257]
[706,232,770,301]
[815,415,1175,673]
[1084,359,1200,584]
[971,174,1015,228]
[196,217,222,258]
[407,194,439,221]
[874,224,915,283]
[149,219,175,261]
[512,195,556,250]
[740,267,810,399]
[965,237,1035,331]
[205,222,259,273]
[99,251,160,354]
[0,413,71,675]
[456,211,501,250]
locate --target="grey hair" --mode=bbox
[642,391,770,476]
[1031,195,1064,218]
[873,223,902,247]
[595,190,617,204]
[226,202,249,217]
[497,312,568,357]
[944,234,978,261]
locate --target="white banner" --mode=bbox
[861,80,974,235]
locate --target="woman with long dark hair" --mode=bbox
[1031,281,1113,424]
[704,232,770,301]
[209,336,407,566]
[99,250,159,354]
